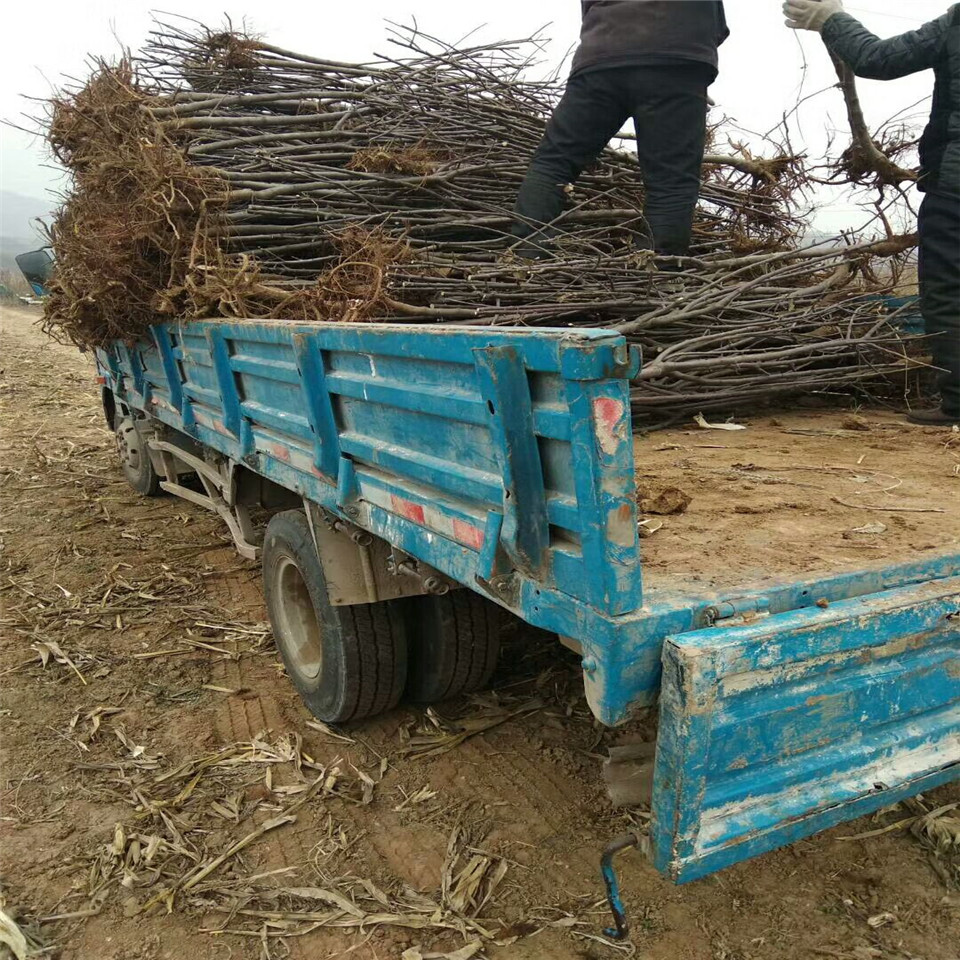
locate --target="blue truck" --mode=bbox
[90,316,958,934]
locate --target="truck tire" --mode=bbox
[262,509,407,723]
[115,413,162,497]
[403,591,502,703]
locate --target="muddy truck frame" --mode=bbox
[94,319,960,936]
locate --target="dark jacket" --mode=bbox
[822,5,960,197]
[571,1,729,79]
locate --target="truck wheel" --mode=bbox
[404,591,502,703]
[262,510,407,723]
[115,414,161,497]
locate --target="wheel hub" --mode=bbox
[275,555,324,680]
[115,417,143,471]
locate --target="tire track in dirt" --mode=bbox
[201,550,291,742]
[446,736,608,892]
[198,551,323,960]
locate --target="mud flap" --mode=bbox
[650,576,960,884]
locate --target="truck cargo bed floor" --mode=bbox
[635,410,959,597]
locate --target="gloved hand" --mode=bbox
[783,0,844,32]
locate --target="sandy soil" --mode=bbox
[1,302,958,960]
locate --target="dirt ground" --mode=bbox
[1,301,958,960]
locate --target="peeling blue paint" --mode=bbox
[651,577,960,883]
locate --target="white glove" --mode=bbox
[783,0,844,32]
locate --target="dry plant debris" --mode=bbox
[0,906,30,960]
[65,731,384,919]
[841,797,960,888]
[399,696,543,761]
[196,806,518,953]
[0,883,51,960]
[35,712,595,957]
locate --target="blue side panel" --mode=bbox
[579,550,960,726]
[99,319,642,618]
[650,577,960,883]
[153,326,185,418]
[291,333,341,482]
[861,293,924,335]
[562,361,640,613]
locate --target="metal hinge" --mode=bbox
[703,596,770,627]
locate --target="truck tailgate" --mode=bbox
[650,576,960,883]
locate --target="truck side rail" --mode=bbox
[99,319,643,619]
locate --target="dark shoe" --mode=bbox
[906,406,960,426]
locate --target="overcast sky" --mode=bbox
[0,1,949,232]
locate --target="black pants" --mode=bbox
[918,190,960,415]
[513,64,711,257]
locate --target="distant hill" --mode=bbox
[1,235,46,273]
[2,190,52,243]
[1,192,54,273]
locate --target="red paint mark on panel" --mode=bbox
[594,397,623,430]
[592,397,626,455]
[270,444,291,462]
[452,518,485,551]
[390,494,425,525]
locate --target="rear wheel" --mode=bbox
[262,510,407,722]
[403,591,502,703]
[115,413,161,497]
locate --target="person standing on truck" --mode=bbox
[511,1,728,260]
[784,0,960,427]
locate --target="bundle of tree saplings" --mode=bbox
[43,20,920,422]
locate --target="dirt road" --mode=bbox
[1,302,958,960]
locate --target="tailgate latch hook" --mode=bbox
[600,832,641,940]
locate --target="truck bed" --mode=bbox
[637,409,959,596]
[98,319,958,726]
[90,315,960,892]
